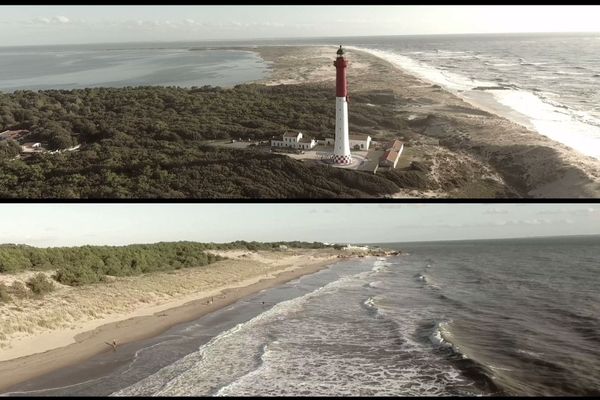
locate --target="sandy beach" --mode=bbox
[0,248,353,392]
[252,45,600,198]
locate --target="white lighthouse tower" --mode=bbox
[332,45,352,164]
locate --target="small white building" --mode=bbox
[21,142,43,153]
[271,132,317,150]
[349,134,372,151]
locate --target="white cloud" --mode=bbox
[54,16,70,24]
[484,207,508,214]
[33,17,51,24]
[29,15,71,25]
[494,218,553,226]
[309,208,334,214]
[537,207,596,215]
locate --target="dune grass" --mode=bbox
[0,249,335,349]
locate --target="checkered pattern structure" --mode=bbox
[332,154,352,164]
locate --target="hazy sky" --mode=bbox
[0,203,598,247]
[1,6,599,46]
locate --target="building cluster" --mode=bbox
[269,46,406,172]
[271,132,372,152]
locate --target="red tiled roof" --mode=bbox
[382,150,399,162]
[283,132,300,138]
[389,139,403,152]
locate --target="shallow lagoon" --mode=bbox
[0,45,268,91]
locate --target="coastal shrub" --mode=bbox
[54,265,102,286]
[0,241,333,287]
[0,241,327,274]
[0,140,20,161]
[9,281,29,298]
[0,283,11,303]
[0,246,33,273]
[26,273,55,295]
[0,85,409,199]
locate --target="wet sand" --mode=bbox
[0,250,348,392]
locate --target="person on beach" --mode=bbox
[105,339,118,351]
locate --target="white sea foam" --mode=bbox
[372,259,392,273]
[112,270,371,396]
[368,280,386,289]
[350,46,600,160]
[430,321,453,349]
[363,296,376,308]
[348,46,494,91]
[214,299,469,396]
[490,89,600,158]
[113,259,476,397]
[516,349,545,359]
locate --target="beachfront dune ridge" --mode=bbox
[0,241,333,284]
[0,243,379,349]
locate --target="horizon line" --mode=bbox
[367,232,600,245]
[1,30,598,49]
[1,233,598,249]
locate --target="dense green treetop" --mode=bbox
[0,240,332,286]
[0,84,415,198]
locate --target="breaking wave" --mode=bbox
[349,45,600,159]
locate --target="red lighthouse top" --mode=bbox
[333,45,348,98]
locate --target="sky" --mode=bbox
[0,203,598,248]
[1,6,600,46]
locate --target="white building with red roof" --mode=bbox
[379,139,404,168]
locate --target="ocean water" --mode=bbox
[0,43,268,91]
[339,33,600,159]
[3,236,599,396]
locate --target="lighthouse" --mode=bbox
[332,45,352,165]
